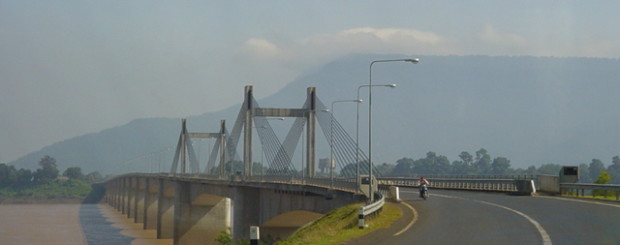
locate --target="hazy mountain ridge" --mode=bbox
[9,55,620,174]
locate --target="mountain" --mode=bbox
[10,54,620,174]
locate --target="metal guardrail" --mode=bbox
[377,177,518,192]
[398,174,536,180]
[358,192,385,228]
[560,183,620,200]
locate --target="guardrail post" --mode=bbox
[250,226,259,245]
[358,206,366,229]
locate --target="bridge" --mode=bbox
[99,85,620,244]
[102,84,381,244]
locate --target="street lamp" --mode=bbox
[356,83,396,188]
[368,58,419,202]
[330,99,362,189]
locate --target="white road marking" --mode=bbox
[432,193,552,245]
[393,201,418,236]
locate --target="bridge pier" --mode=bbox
[174,182,232,245]
[157,179,175,239]
[134,177,147,223]
[231,186,260,241]
[126,177,137,218]
[143,178,159,230]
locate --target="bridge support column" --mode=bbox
[174,182,232,245]
[143,177,159,230]
[115,179,122,210]
[135,177,146,223]
[306,87,316,178]
[157,179,175,239]
[122,177,129,215]
[244,85,253,177]
[128,177,137,219]
[232,186,260,241]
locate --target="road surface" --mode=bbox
[357,188,620,245]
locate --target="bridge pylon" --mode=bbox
[170,119,227,176]
[240,85,318,178]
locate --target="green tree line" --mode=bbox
[0,155,104,198]
[340,148,620,184]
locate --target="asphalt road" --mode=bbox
[371,188,620,245]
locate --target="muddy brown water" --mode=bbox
[0,204,171,245]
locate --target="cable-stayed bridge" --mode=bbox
[168,85,378,181]
[99,85,620,245]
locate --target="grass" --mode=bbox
[275,202,402,245]
[561,192,620,202]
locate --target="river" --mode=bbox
[0,204,172,245]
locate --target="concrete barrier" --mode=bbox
[537,175,560,194]
[514,179,536,195]
[389,186,400,202]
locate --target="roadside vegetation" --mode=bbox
[561,170,620,202]
[0,155,103,202]
[277,202,401,245]
[363,150,620,185]
[215,202,402,245]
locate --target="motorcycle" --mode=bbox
[419,185,429,200]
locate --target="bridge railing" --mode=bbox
[378,177,518,192]
[251,175,359,193]
[560,183,620,200]
[112,173,535,193]
[396,174,536,180]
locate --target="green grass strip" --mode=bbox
[276,202,402,245]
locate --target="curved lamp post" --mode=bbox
[356,83,396,188]
[368,58,419,202]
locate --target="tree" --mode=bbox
[588,159,606,182]
[593,170,612,197]
[474,148,491,174]
[607,156,620,184]
[85,171,103,183]
[34,155,59,183]
[392,157,415,176]
[525,165,537,175]
[412,152,451,175]
[578,163,591,183]
[452,151,476,174]
[537,163,562,175]
[375,163,395,177]
[15,168,33,187]
[594,171,612,184]
[0,163,17,187]
[490,157,511,175]
[63,167,84,180]
[459,152,474,165]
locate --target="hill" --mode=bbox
[9,54,620,174]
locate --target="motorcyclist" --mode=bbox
[419,177,430,198]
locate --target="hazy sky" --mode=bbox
[1,1,620,162]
